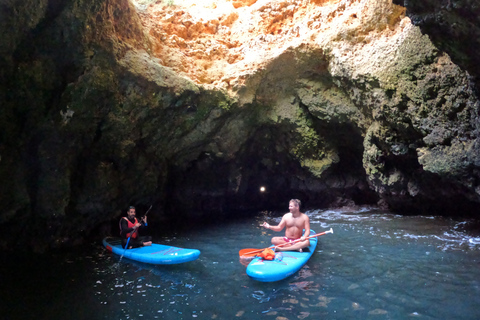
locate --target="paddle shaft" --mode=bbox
[144,204,153,217]
[131,205,153,235]
[240,228,333,257]
[125,236,131,250]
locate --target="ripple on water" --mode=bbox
[4,208,480,320]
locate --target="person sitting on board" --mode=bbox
[261,199,310,252]
[120,206,152,249]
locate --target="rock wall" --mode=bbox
[0,0,479,251]
[393,0,480,93]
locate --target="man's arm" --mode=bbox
[121,218,142,234]
[138,217,148,230]
[121,219,135,235]
[140,216,148,227]
[262,215,286,232]
[301,215,311,240]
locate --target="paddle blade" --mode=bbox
[239,228,334,258]
[239,248,262,257]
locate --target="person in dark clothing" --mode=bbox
[120,206,152,249]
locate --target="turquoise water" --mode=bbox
[3,207,480,320]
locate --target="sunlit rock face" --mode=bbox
[0,0,479,250]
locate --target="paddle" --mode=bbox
[141,204,153,223]
[239,228,333,257]
[124,205,153,249]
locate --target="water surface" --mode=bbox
[3,207,480,320]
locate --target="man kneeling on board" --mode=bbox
[261,199,310,252]
[120,206,152,249]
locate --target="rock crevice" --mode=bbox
[1,0,479,251]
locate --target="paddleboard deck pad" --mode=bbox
[246,230,318,282]
[103,237,200,265]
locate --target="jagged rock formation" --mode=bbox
[0,0,479,251]
[393,0,480,93]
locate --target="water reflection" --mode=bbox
[2,207,480,320]
[94,208,480,319]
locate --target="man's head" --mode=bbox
[127,206,136,219]
[289,199,301,212]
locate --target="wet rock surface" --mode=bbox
[0,0,479,251]
[393,0,480,93]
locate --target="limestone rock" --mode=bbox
[1,0,479,250]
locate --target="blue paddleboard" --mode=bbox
[246,230,318,282]
[103,237,200,265]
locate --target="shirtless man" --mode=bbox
[261,199,310,251]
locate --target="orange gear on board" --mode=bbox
[258,248,275,260]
